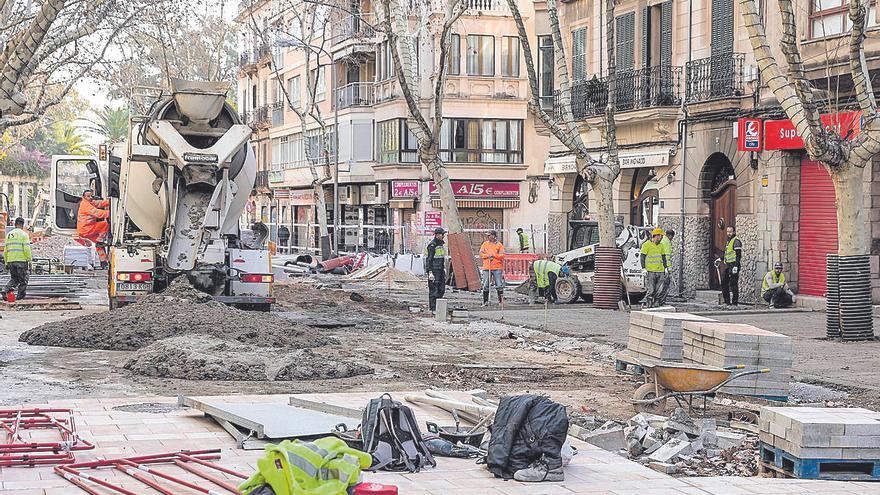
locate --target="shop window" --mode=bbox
[439,118,522,163]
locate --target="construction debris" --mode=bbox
[0,408,95,466]
[0,274,88,298]
[346,261,424,288]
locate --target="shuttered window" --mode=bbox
[572,27,587,81]
[641,2,673,68]
[616,12,635,71]
[660,1,673,66]
[711,0,734,56]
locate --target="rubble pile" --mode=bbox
[577,408,758,477]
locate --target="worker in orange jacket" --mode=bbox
[479,230,505,307]
[77,189,110,265]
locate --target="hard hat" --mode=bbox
[651,227,664,236]
[433,227,445,234]
[774,262,783,269]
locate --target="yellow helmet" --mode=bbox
[651,227,664,236]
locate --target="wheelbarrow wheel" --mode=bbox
[633,383,668,414]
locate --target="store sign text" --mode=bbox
[392,180,420,198]
[429,181,520,198]
[764,111,861,150]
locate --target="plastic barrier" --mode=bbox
[503,254,544,282]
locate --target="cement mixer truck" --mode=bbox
[49,79,274,310]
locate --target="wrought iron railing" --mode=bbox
[332,14,376,42]
[239,43,271,68]
[685,53,746,103]
[558,65,683,119]
[336,82,375,109]
[255,170,270,189]
[244,105,270,129]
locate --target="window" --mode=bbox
[572,28,587,81]
[439,118,522,163]
[810,1,878,38]
[287,75,301,108]
[305,127,336,164]
[377,41,396,81]
[311,67,326,101]
[538,36,554,109]
[448,33,461,76]
[377,119,418,164]
[467,35,494,76]
[501,36,520,77]
[616,12,636,71]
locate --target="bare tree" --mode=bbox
[0,0,178,130]
[378,0,467,235]
[247,1,336,258]
[741,2,877,256]
[505,0,620,248]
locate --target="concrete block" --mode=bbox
[715,431,747,450]
[581,426,626,452]
[434,299,448,321]
[648,461,678,474]
[648,438,693,463]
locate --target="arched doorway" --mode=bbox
[630,168,659,227]
[702,153,736,289]
[567,175,592,249]
[571,174,589,221]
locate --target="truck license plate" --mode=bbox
[117,283,151,292]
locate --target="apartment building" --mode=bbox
[549,0,880,304]
[236,0,553,255]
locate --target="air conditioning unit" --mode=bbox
[376,183,389,204]
[338,185,361,205]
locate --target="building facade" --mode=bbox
[236,0,553,256]
[550,0,880,304]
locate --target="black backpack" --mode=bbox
[360,393,436,472]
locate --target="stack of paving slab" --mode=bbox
[759,407,880,460]
[626,311,717,362]
[682,322,791,398]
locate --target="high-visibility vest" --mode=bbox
[518,231,530,250]
[533,259,562,288]
[725,236,739,264]
[239,437,372,495]
[640,241,666,272]
[3,228,32,263]
[762,271,785,293]
[660,236,672,261]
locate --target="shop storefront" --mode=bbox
[427,180,521,252]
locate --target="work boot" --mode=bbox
[497,290,504,307]
[481,291,489,307]
[513,461,564,482]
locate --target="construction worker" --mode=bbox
[658,228,675,304]
[531,259,569,304]
[516,228,530,253]
[77,189,110,265]
[2,217,31,301]
[424,227,446,312]
[278,224,290,253]
[720,225,742,306]
[640,228,669,308]
[762,262,795,309]
[479,230,505,307]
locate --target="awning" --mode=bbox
[431,199,520,209]
[389,198,415,209]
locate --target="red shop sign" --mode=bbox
[423,211,442,230]
[764,111,861,150]
[391,180,420,198]
[428,181,520,198]
[737,118,763,151]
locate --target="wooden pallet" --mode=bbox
[759,442,880,481]
[614,351,646,375]
[0,299,81,311]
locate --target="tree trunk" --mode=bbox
[313,181,331,259]
[423,145,463,234]
[593,167,617,247]
[831,162,869,256]
[595,0,619,248]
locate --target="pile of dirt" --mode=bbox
[20,280,337,351]
[124,336,373,381]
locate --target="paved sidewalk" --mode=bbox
[1,392,878,494]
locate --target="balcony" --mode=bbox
[255,170,270,189]
[239,43,271,69]
[336,82,375,109]
[409,0,509,15]
[332,14,376,43]
[560,65,683,120]
[685,53,746,103]
[243,105,270,129]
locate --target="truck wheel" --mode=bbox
[555,276,581,304]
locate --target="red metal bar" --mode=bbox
[177,452,249,478]
[56,466,140,495]
[118,458,224,494]
[114,464,178,495]
[63,449,221,469]
[174,459,243,493]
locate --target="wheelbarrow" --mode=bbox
[631,361,770,414]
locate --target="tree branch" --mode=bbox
[848,0,876,116]
[777,0,822,134]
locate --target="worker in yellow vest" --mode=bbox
[2,217,31,301]
[640,228,669,308]
[516,228,530,253]
[530,259,569,304]
[762,262,795,309]
[658,228,675,304]
[720,225,743,306]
